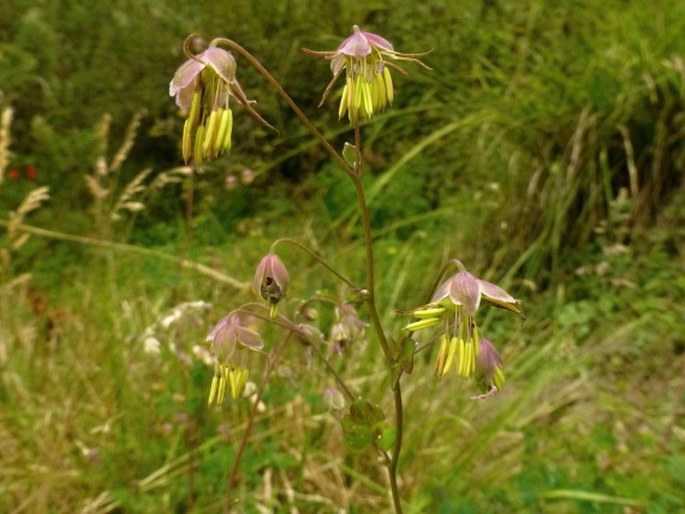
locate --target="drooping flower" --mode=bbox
[304,25,430,124]
[430,269,523,317]
[475,339,505,393]
[329,302,368,356]
[253,253,290,319]
[169,37,272,166]
[206,312,263,404]
[403,261,521,386]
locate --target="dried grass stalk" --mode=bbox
[0,107,14,185]
[110,110,145,172]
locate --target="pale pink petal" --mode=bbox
[252,256,269,294]
[201,47,237,84]
[268,254,289,292]
[338,26,372,59]
[206,316,238,359]
[174,81,196,112]
[237,326,264,350]
[449,271,482,315]
[431,273,455,303]
[169,58,205,96]
[479,279,523,315]
[362,31,394,51]
[476,339,502,380]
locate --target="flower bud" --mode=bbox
[252,253,290,317]
[240,168,255,185]
[475,339,504,391]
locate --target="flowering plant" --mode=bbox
[169,26,522,513]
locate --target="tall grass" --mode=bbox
[1,0,684,512]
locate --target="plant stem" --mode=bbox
[270,237,359,290]
[186,167,195,239]
[352,123,404,514]
[351,126,393,362]
[224,333,290,512]
[212,38,355,180]
[389,382,404,514]
[234,304,357,402]
[209,39,406,512]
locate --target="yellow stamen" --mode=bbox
[411,306,447,318]
[435,334,448,375]
[442,336,458,376]
[182,118,193,163]
[338,84,349,119]
[222,109,233,152]
[383,67,394,104]
[403,317,440,332]
[493,367,505,390]
[187,90,201,130]
[202,109,220,156]
[208,374,219,405]
[193,125,205,166]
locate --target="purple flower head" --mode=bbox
[403,260,522,385]
[431,267,523,318]
[473,339,505,399]
[328,303,368,356]
[476,339,503,383]
[206,312,263,363]
[205,311,264,405]
[169,47,238,112]
[303,25,430,124]
[330,26,394,74]
[169,37,274,166]
[253,253,290,308]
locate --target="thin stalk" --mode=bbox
[388,382,404,514]
[352,123,404,514]
[234,304,356,402]
[211,38,355,180]
[186,167,195,238]
[309,343,356,401]
[270,237,359,290]
[351,126,393,362]
[224,333,290,512]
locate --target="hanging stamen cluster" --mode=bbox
[304,25,430,125]
[181,68,234,166]
[170,37,273,167]
[404,262,523,395]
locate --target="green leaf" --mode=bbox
[377,427,397,452]
[342,142,357,166]
[341,415,374,453]
[349,398,385,425]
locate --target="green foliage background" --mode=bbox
[1,0,684,512]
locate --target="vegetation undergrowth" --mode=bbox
[1,0,684,512]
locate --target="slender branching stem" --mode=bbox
[351,126,394,362]
[211,38,355,180]
[389,382,404,514]
[224,333,291,512]
[351,123,404,514]
[207,38,407,513]
[185,166,195,237]
[234,304,356,401]
[270,237,359,290]
[309,343,356,402]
